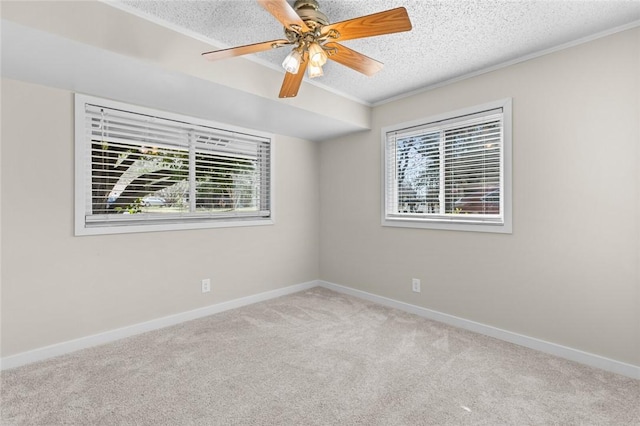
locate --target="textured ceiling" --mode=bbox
[116,0,639,104]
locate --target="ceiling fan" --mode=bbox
[201,0,412,98]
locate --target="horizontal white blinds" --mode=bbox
[443,117,501,215]
[83,102,271,226]
[85,104,266,158]
[386,108,503,222]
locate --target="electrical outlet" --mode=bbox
[412,278,421,293]
[201,278,211,293]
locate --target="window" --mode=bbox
[382,99,512,233]
[75,94,273,235]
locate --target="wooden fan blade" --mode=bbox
[325,42,383,76]
[321,7,412,43]
[202,39,290,61]
[258,0,310,32]
[279,59,308,98]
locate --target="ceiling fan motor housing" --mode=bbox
[293,0,329,28]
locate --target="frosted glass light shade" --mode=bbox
[282,50,302,74]
[308,43,327,66]
[308,64,324,78]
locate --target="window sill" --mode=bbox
[382,216,512,234]
[75,217,274,236]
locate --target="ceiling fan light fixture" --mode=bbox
[308,64,324,78]
[308,42,327,66]
[282,49,302,74]
[201,0,413,98]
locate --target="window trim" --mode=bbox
[74,94,275,236]
[381,98,512,234]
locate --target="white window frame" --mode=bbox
[382,98,512,234]
[75,94,274,236]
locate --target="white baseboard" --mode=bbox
[0,280,319,371]
[318,280,640,380]
[4,279,638,380]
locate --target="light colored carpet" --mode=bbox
[1,287,639,425]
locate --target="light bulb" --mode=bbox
[308,64,324,78]
[308,42,327,67]
[282,49,302,74]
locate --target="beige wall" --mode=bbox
[1,78,320,357]
[320,28,640,366]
